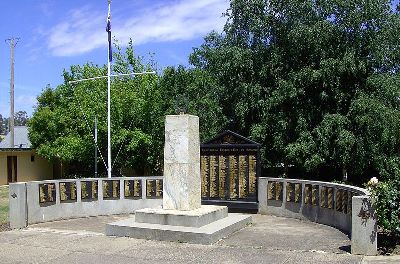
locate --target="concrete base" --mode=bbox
[106,213,252,244]
[135,205,228,227]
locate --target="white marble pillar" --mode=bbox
[163,115,201,210]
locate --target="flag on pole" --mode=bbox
[106,7,112,62]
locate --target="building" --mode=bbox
[0,126,53,185]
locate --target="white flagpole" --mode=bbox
[107,0,112,178]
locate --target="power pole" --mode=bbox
[5,37,19,148]
[94,116,98,177]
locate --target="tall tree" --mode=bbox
[14,111,29,126]
[190,0,400,182]
[29,41,163,176]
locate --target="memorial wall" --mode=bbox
[200,131,261,206]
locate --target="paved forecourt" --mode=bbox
[1,213,392,264]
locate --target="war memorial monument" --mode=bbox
[106,114,252,243]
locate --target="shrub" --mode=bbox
[369,178,400,235]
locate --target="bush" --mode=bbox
[369,178,400,235]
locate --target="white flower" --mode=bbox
[368,177,379,186]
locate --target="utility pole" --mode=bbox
[5,37,19,148]
[94,116,98,177]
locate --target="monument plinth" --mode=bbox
[106,115,251,244]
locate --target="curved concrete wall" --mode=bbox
[9,177,163,228]
[258,177,377,255]
[258,177,367,233]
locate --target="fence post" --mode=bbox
[9,182,28,229]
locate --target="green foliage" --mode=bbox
[158,66,228,141]
[190,0,400,182]
[0,186,9,224]
[29,41,163,176]
[370,179,400,235]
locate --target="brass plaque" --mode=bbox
[286,182,294,202]
[201,156,209,198]
[218,155,227,199]
[124,180,142,199]
[60,182,77,202]
[39,183,56,204]
[238,155,248,198]
[320,186,327,208]
[267,181,275,200]
[336,189,343,212]
[304,184,312,205]
[268,181,283,201]
[312,185,319,206]
[209,155,218,198]
[248,155,257,195]
[156,179,163,197]
[327,187,334,209]
[294,183,301,203]
[229,155,238,199]
[275,182,283,200]
[81,181,98,200]
[342,190,348,214]
[146,179,163,198]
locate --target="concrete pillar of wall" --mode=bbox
[351,195,377,255]
[9,182,27,229]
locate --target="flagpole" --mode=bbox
[107,0,112,178]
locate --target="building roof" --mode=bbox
[0,126,32,149]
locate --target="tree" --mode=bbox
[29,41,163,176]
[0,114,7,135]
[14,111,29,126]
[190,0,400,182]
[158,66,228,141]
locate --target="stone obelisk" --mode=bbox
[163,115,201,210]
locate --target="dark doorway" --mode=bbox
[7,156,17,183]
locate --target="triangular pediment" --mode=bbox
[202,130,260,146]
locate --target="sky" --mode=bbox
[0,0,230,117]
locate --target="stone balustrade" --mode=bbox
[9,176,163,229]
[258,177,377,255]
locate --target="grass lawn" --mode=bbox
[0,185,9,224]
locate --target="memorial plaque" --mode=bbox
[336,189,343,212]
[267,181,275,200]
[218,155,227,199]
[304,184,312,205]
[294,183,302,203]
[268,181,283,201]
[327,187,334,209]
[312,185,319,206]
[201,156,209,198]
[209,155,218,198]
[229,155,239,199]
[39,183,56,204]
[342,190,348,214]
[286,182,294,202]
[200,130,261,208]
[124,180,142,199]
[238,155,248,198]
[103,180,120,199]
[146,179,163,198]
[320,186,327,208]
[60,182,77,202]
[248,155,257,195]
[81,181,98,200]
